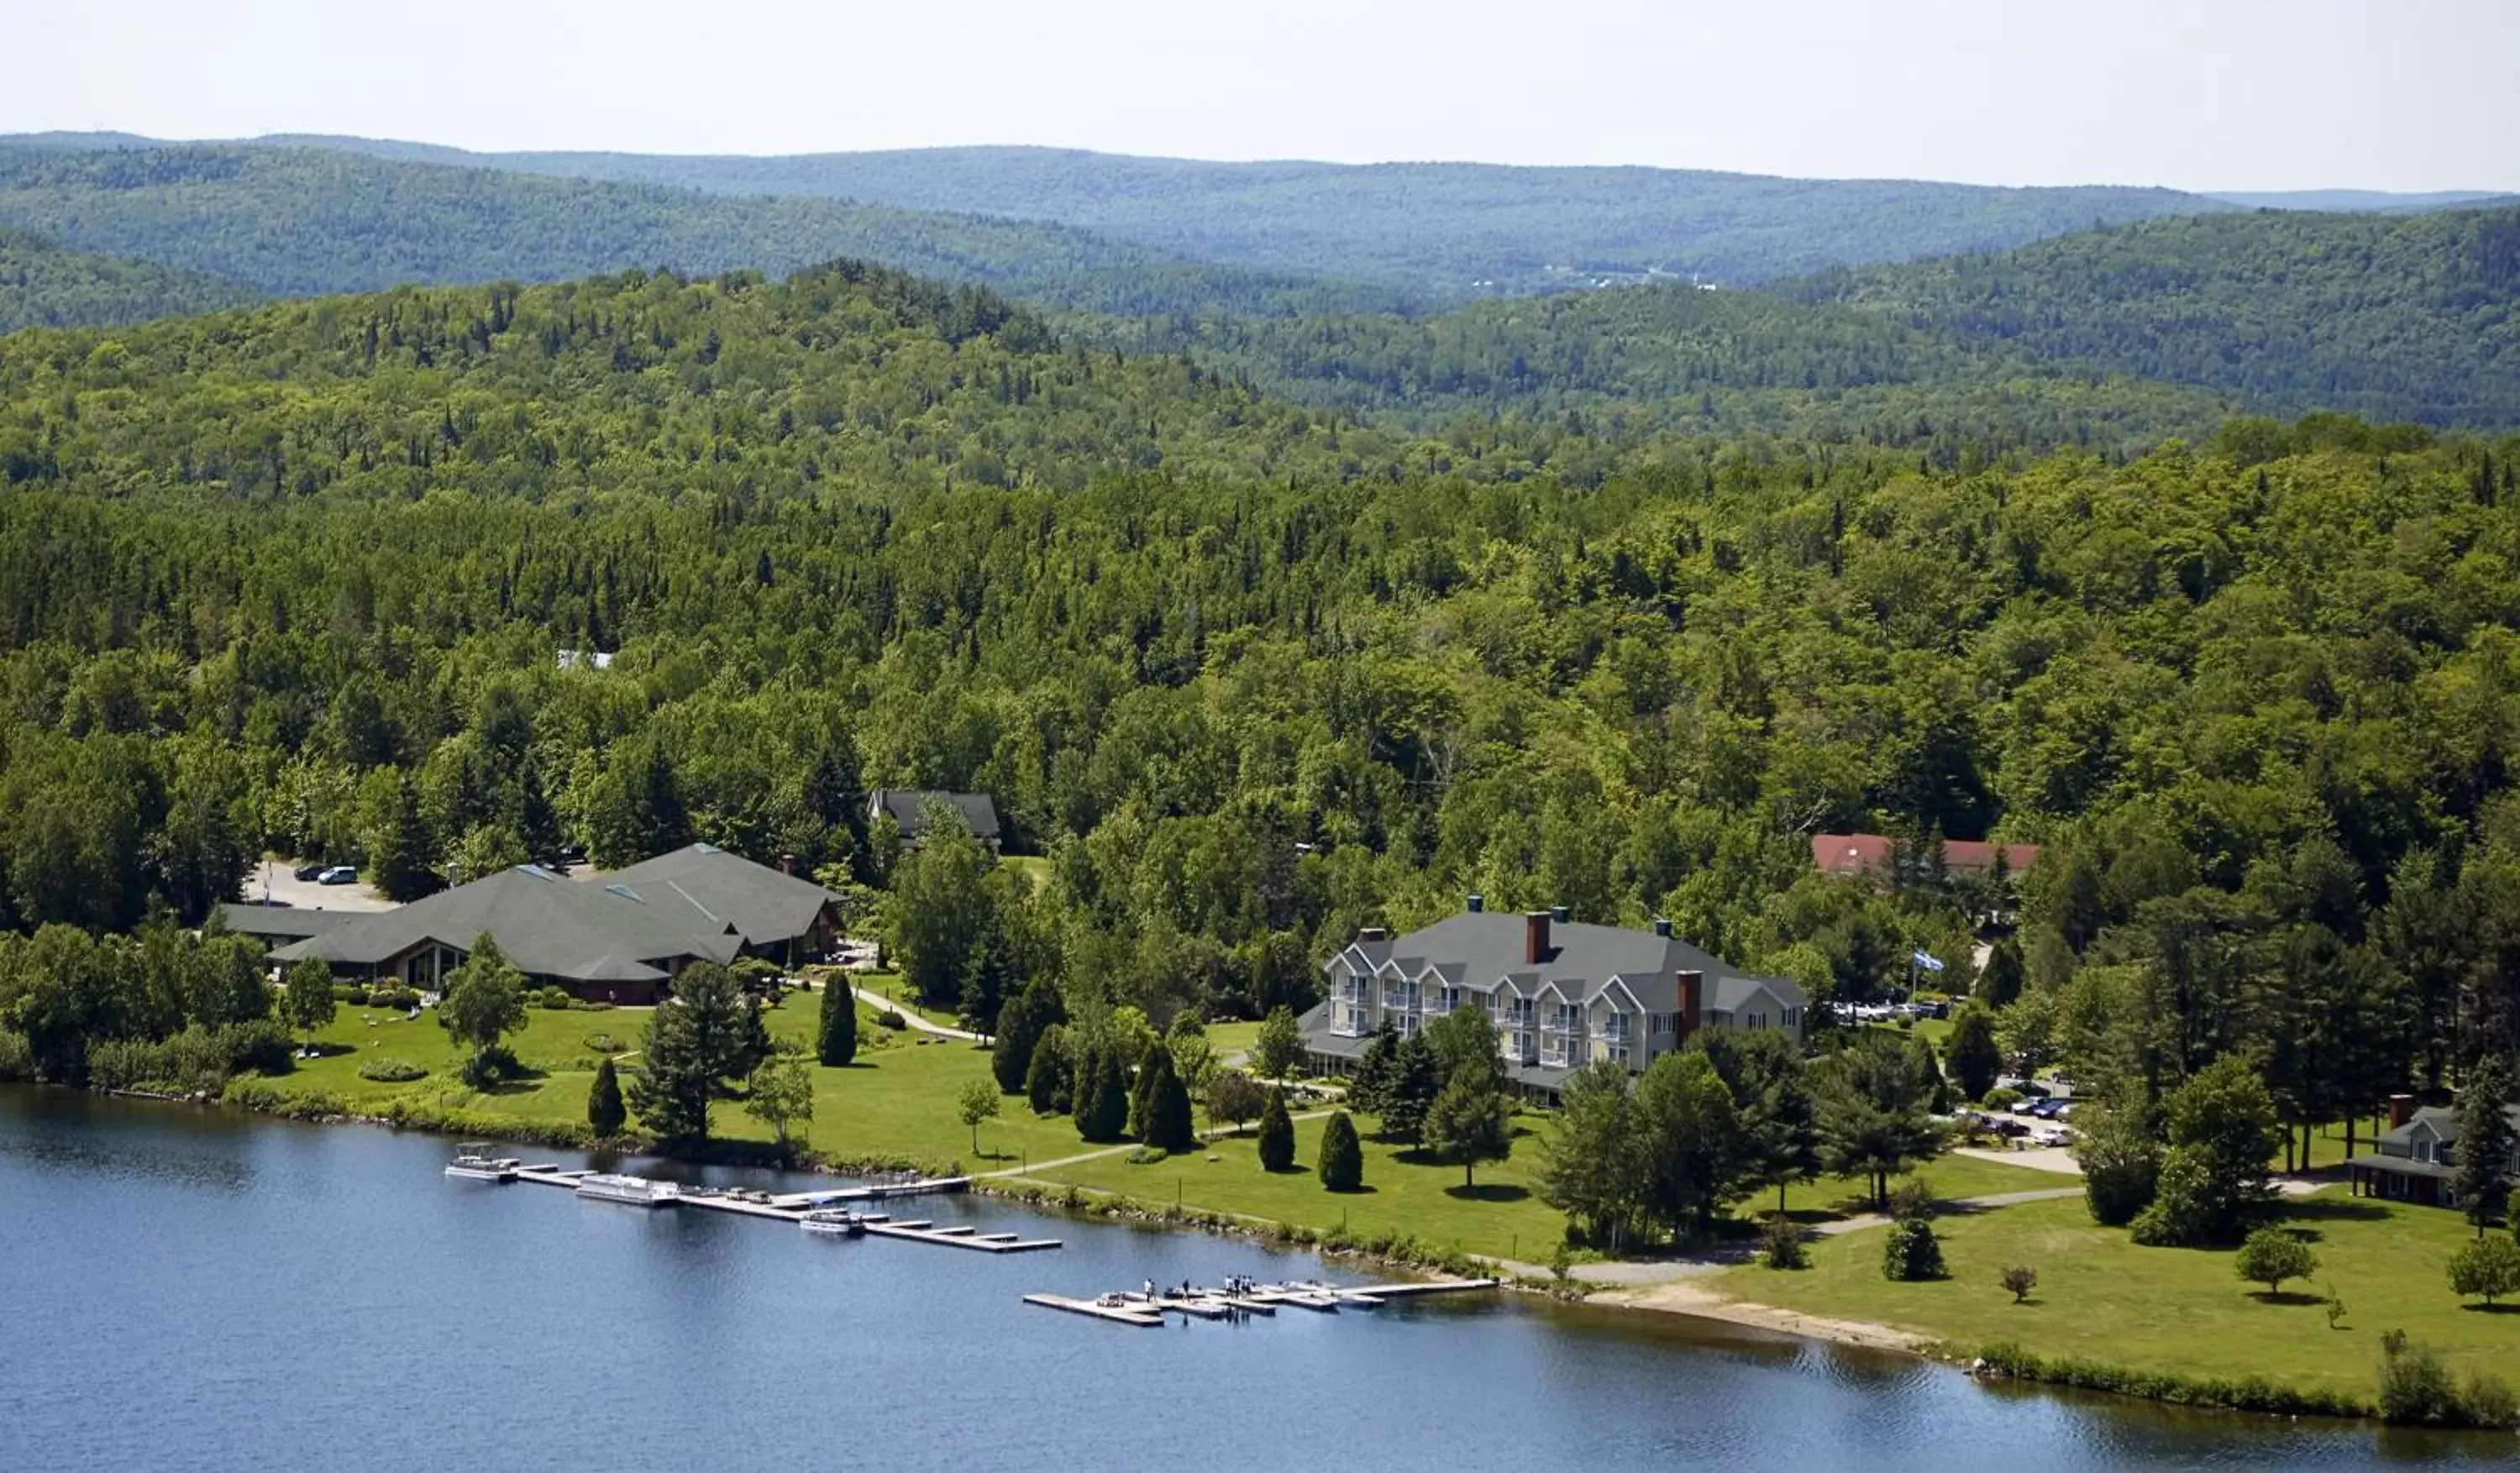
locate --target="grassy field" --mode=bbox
[259,990,2061,1262]
[1710,1190,2519,1399]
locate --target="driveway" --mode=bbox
[1953,1145,2082,1175]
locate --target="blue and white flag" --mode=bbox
[1910,949,1945,973]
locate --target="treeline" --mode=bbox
[0,143,1401,320]
[251,136,2223,295]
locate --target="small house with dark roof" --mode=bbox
[869,789,1002,850]
[2344,1094,2520,1208]
[1299,898,1807,1098]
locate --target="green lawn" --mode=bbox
[261,994,2064,1264]
[1711,1190,2519,1399]
[1000,854,1053,894]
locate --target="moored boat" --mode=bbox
[574,1172,680,1207]
[444,1144,522,1181]
[800,1208,869,1236]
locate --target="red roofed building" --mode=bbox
[1810,833,2038,878]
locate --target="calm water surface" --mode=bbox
[0,1087,2503,1471]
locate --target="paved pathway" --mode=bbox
[1952,1145,2083,1175]
[848,983,986,1042]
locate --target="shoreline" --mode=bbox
[26,1082,2495,1433]
[1595,1276,1933,1354]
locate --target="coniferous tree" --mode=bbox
[587,1054,627,1136]
[1137,1040,1196,1151]
[1946,1005,2003,1103]
[1317,1109,1364,1192]
[2452,1053,2515,1235]
[1257,1086,1297,1172]
[1349,1023,1400,1115]
[992,978,1062,1093]
[1026,1024,1071,1114]
[1977,937,2025,1009]
[817,974,858,1067]
[627,962,759,1144]
[1075,1044,1130,1143]
[1378,1033,1442,1142]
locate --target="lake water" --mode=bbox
[0,1087,2505,1471]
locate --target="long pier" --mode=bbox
[1025,1277,1496,1328]
[475,1164,1057,1250]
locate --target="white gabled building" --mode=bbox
[1299,897,1807,1098]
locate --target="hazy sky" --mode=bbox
[8,0,2516,190]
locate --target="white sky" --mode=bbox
[4,0,2515,191]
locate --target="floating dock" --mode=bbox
[1026,1277,1496,1327]
[476,1165,1054,1250]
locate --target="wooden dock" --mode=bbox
[477,1166,1053,1250]
[865,1219,1062,1253]
[1023,1293,1163,1327]
[1026,1276,1495,1328]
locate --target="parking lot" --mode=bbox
[239,859,396,913]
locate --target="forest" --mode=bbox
[0,142,1396,320]
[219,134,2233,294]
[0,228,255,336]
[1,256,2518,1161]
[2,138,2512,450]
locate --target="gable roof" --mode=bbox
[870,789,1000,841]
[1332,912,1803,1014]
[598,843,838,948]
[2381,1103,2520,1149]
[1812,833,2040,877]
[270,865,742,983]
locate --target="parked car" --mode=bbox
[317,865,359,885]
[291,862,325,882]
[2030,1098,2071,1119]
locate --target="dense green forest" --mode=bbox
[1778,206,2520,427]
[0,229,255,335]
[0,143,1398,319]
[1095,204,2520,442]
[1,259,2518,1144]
[235,135,2230,295]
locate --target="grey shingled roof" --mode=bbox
[871,789,1000,841]
[216,903,360,943]
[1336,912,1805,1016]
[270,865,742,983]
[2377,1103,2520,1150]
[599,843,838,948]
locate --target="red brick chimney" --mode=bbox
[2387,1093,2416,1130]
[1524,910,1551,965]
[1674,970,1703,1041]
[779,853,798,876]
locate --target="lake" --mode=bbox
[0,1087,2503,1470]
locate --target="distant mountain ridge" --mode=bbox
[2208,188,2516,213]
[6,132,2240,297]
[0,142,1399,318]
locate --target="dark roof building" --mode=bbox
[1301,898,1807,1098]
[870,788,1001,847]
[216,902,362,946]
[2344,1094,2520,1209]
[269,845,843,1004]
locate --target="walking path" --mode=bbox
[848,983,987,1043]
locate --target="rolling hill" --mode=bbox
[0,228,256,334]
[0,143,1400,320]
